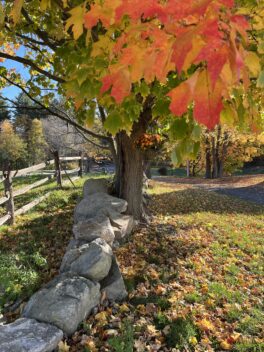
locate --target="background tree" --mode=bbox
[189,126,264,178]
[27,118,48,165]
[0,97,11,122]
[0,120,26,171]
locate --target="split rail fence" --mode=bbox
[0,156,84,226]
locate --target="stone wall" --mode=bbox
[0,178,134,352]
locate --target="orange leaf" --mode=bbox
[193,70,224,129]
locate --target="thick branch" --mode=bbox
[0,52,64,83]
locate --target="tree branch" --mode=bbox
[21,8,61,51]
[0,74,111,142]
[0,52,64,83]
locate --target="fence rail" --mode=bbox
[0,156,83,226]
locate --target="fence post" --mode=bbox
[3,166,15,224]
[53,151,62,187]
[78,152,83,177]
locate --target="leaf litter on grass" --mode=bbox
[65,181,264,351]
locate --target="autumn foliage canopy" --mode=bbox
[76,0,252,129]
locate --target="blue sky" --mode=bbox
[1,46,30,100]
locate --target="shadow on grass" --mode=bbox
[150,188,264,216]
[215,182,264,206]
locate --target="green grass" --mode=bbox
[115,182,264,351]
[0,174,109,315]
[0,174,48,192]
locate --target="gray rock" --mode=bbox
[66,238,89,251]
[60,244,90,273]
[100,257,127,301]
[73,217,115,245]
[74,193,127,223]
[23,273,100,335]
[109,213,135,240]
[0,318,63,352]
[69,239,113,281]
[83,178,108,197]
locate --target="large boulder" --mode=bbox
[74,193,127,223]
[61,239,113,281]
[73,217,115,245]
[60,244,90,273]
[109,213,135,240]
[83,178,108,197]
[0,318,63,352]
[23,273,100,335]
[100,257,127,301]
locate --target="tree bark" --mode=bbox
[115,131,144,220]
[219,131,229,178]
[212,136,218,179]
[205,135,211,179]
[113,95,154,220]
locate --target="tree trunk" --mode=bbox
[144,159,152,179]
[219,131,229,178]
[212,136,218,179]
[186,160,190,177]
[216,125,221,177]
[53,150,62,187]
[205,136,212,179]
[115,131,144,220]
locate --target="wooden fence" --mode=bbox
[0,156,83,226]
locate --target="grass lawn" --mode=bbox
[0,178,263,351]
[0,175,108,318]
[0,174,49,192]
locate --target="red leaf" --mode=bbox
[168,73,198,116]
[193,70,224,129]
[168,82,192,116]
[101,68,131,103]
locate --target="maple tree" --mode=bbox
[0,0,263,218]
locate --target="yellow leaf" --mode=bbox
[197,319,215,332]
[10,0,24,24]
[95,311,108,323]
[65,4,85,40]
[120,303,130,312]
[40,0,51,11]
[220,340,233,350]
[189,336,198,345]
[245,52,261,77]
[58,341,70,352]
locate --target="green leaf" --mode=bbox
[104,112,123,135]
[220,105,237,126]
[169,118,188,140]
[257,70,264,88]
[85,109,95,127]
[153,99,170,118]
[191,125,201,141]
[134,81,150,98]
